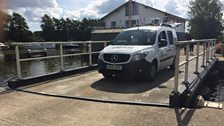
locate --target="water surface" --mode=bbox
[0,49,90,86]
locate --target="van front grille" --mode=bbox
[103,54,130,63]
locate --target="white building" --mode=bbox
[101,1,186,33]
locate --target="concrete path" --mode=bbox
[0,90,223,126]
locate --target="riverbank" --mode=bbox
[0,89,223,126]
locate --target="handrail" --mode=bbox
[13,41,110,79]
[175,39,215,45]
[11,41,109,45]
[173,39,216,94]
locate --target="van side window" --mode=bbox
[158,31,167,48]
[167,31,174,45]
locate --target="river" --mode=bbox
[202,70,224,102]
[0,49,91,86]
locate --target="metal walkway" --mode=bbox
[7,39,217,107]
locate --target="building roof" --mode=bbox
[101,1,187,21]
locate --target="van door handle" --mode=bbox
[167,49,172,52]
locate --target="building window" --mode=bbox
[154,19,159,24]
[125,21,129,28]
[111,21,116,28]
[102,22,106,27]
[133,2,139,15]
[125,2,139,16]
[132,20,136,26]
[125,20,137,28]
[137,20,139,25]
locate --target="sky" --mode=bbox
[2,0,222,32]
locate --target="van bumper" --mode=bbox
[98,59,152,77]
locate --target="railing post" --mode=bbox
[174,45,180,94]
[206,41,210,65]
[60,44,64,71]
[211,40,215,58]
[213,40,216,57]
[202,42,206,67]
[214,40,217,57]
[15,45,22,79]
[170,43,181,107]
[89,42,92,66]
[194,42,200,74]
[183,44,190,85]
[104,42,107,48]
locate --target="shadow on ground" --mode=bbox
[174,108,196,126]
[91,68,175,94]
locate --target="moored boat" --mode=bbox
[63,43,79,49]
[0,42,9,50]
[22,43,55,49]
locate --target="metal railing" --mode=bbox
[12,41,109,79]
[173,39,216,94]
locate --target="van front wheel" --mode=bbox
[146,62,157,81]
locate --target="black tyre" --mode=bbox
[146,62,157,81]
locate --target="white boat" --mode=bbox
[0,42,9,50]
[22,43,55,49]
[63,43,79,49]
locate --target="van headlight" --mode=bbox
[132,52,148,61]
[98,53,103,60]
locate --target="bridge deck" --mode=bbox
[15,51,211,105]
[0,52,223,126]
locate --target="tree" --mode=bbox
[188,0,223,39]
[52,18,61,41]
[40,15,104,41]
[33,31,43,41]
[76,18,103,41]
[41,14,55,41]
[8,12,32,42]
[59,18,72,41]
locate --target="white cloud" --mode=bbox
[8,0,58,8]
[7,0,63,22]
[63,0,109,19]
[143,0,189,18]
[96,0,126,14]
[22,7,63,22]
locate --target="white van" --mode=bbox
[98,25,177,81]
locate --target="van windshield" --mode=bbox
[112,29,157,45]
